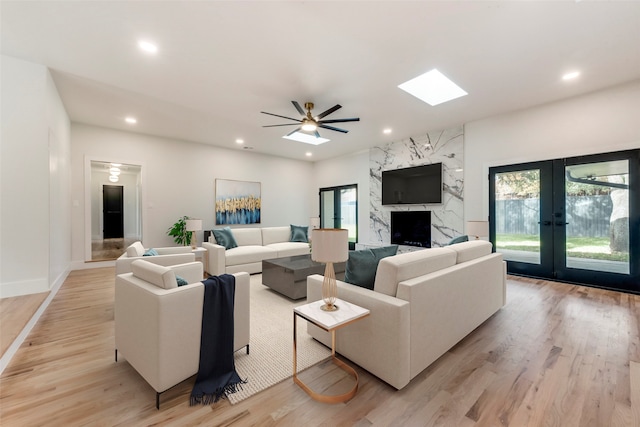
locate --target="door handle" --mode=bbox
[555,221,569,226]
[538,220,552,226]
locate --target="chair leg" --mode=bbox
[156,392,160,410]
[246,344,250,355]
[115,349,118,362]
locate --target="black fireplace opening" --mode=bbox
[391,211,431,248]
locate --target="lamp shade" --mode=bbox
[309,217,320,230]
[467,221,489,239]
[311,228,348,263]
[185,219,202,232]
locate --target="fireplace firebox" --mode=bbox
[390,211,431,248]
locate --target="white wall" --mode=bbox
[312,150,371,244]
[1,55,70,297]
[464,79,640,226]
[70,124,315,266]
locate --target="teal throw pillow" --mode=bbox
[290,225,309,243]
[175,275,188,287]
[212,227,238,250]
[448,235,469,245]
[143,248,159,256]
[344,245,398,290]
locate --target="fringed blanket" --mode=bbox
[190,274,246,405]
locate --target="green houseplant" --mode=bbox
[167,215,192,246]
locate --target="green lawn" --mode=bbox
[496,234,629,262]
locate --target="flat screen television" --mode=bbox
[382,163,442,205]
[391,211,431,248]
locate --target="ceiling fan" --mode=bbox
[261,101,359,138]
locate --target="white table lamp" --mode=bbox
[185,219,203,249]
[311,228,349,311]
[467,220,489,240]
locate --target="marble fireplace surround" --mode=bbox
[369,125,464,249]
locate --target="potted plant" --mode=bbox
[167,215,192,246]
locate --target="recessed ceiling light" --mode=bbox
[455,168,463,172]
[110,167,121,175]
[305,152,313,157]
[110,163,122,167]
[283,132,330,145]
[383,128,392,134]
[398,69,468,106]
[562,71,581,81]
[125,117,137,124]
[138,40,158,54]
[235,139,244,144]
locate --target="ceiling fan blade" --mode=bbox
[316,104,342,119]
[286,127,302,136]
[314,130,321,138]
[318,124,349,133]
[317,117,360,124]
[260,111,302,122]
[263,123,302,128]
[291,101,305,116]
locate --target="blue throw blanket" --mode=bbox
[190,274,246,405]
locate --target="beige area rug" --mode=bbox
[227,274,330,404]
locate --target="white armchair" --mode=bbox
[115,260,250,408]
[115,241,196,274]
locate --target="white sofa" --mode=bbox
[306,240,506,390]
[115,260,250,408]
[115,241,195,274]
[203,226,310,275]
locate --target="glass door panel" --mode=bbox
[564,160,629,274]
[494,169,542,264]
[319,184,358,250]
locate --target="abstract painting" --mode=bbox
[215,179,261,224]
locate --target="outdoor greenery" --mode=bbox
[496,233,629,262]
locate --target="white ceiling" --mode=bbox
[2,1,640,162]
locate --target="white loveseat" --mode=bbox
[115,241,195,274]
[202,226,310,275]
[306,240,506,390]
[115,260,250,408]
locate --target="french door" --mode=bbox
[319,184,358,250]
[489,149,639,293]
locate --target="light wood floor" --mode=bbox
[0,292,48,357]
[1,268,639,426]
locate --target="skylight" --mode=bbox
[283,132,330,145]
[398,69,468,106]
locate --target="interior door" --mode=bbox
[319,184,358,249]
[490,149,639,293]
[103,185,124,239]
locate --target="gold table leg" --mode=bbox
[293,312,359,404]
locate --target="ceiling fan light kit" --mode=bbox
[261,101,359,140]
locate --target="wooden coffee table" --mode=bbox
[262,254,345,300]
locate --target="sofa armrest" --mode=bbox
[306,274,411,389]
[202,242,225,275]
[115,253,196,275]
[155,246,193,255]
[232,272,250,352]
[168,262,203,284]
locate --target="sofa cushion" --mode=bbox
[230,228,263,246]
[212,227,238,250]
[290,225,309,243]
[131,260,178,289]
[374,248,457,296]
[143,248,159,256]
[225,245,278,266]
[345,245,398,290]
[448,240,492,264]
[261,226,290,246]
[267,242,310,258]
[126,241,145,257]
